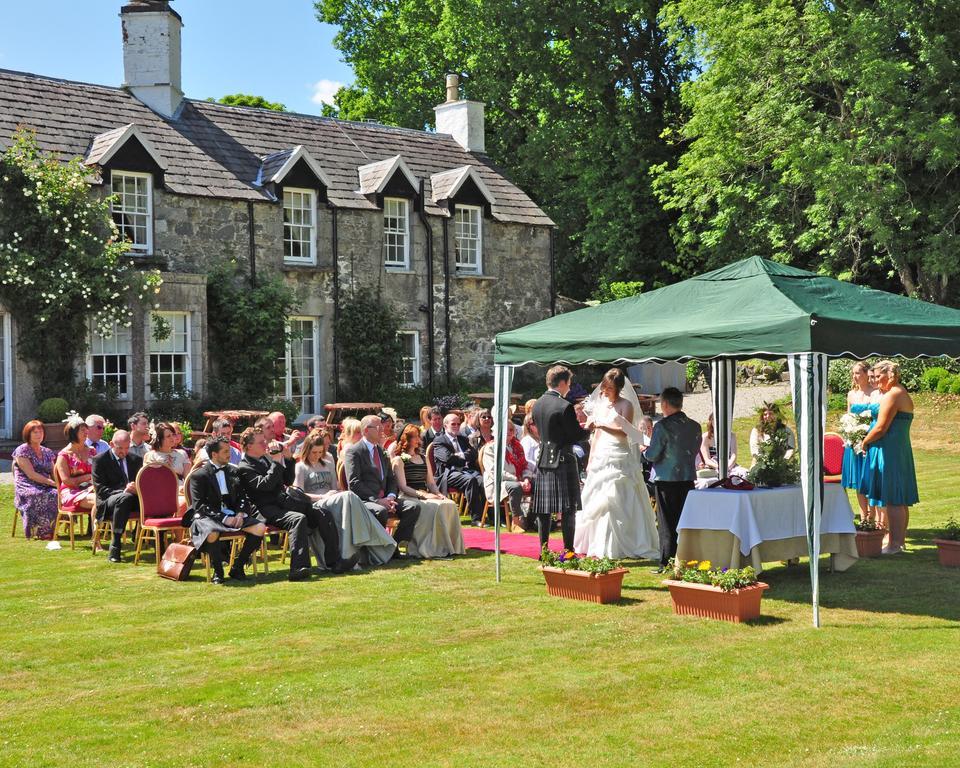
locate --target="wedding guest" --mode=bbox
[431,412,486,525]
[643,387,701,571]
[294,429,338,501]
[699,413,745,477]
[195,418,242,465]
[418,405,433,433]
[749,402,795,465]
[459,406,480,440]
[91,430,142,563]
[55,417,96,514]
[12,420,58,539]
[268,411,304,452]
[85,414,110,456]
[380,411,398,454]
[338,417,362,456]
[860,360,918,555]
[520,414,540,478]
[143,422,190,480]
[480,427,533,532]
[842,362,880,520]
[639,415,655,493]
[391,425,465,557]
[422,408,443,447]
[469,408,494,452]
[126,412,150,459]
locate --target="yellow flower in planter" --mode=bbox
[698,561,712,571]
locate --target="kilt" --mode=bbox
[531,453,581,516]
[188,512,265,550]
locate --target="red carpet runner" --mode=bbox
[461,527,565,560]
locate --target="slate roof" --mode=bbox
[84,123,166,169]
[357,154,418,195]
[0,68,554,226]
[430,165,496,205]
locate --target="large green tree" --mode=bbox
[653,0,960,303]
[207,93,287,111]
[316,0,691,300]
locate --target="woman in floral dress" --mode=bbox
[12,420,58,538]
[55,417,96,511]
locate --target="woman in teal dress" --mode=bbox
[841,362,880,520]
[859,360,918,555]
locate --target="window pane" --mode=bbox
[284,189,316,262]
[111,172,150,253]
[383,198,408,267]
[455,206,481,272]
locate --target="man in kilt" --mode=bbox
[531,365,591,554]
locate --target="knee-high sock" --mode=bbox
[234,532,262,568]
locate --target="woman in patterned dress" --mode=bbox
[55,417,96,512]
[12,420,58,538]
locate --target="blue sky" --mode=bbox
[0,0,354,115]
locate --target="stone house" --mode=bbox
[0,0,555,436]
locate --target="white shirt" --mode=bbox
[87,438,110,457]
[445,431,465,458]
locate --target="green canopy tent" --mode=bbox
[490,256,960,626]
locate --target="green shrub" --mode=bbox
[36,397,68,423]
[827,359,854,394]
[827,392,847,412]
[254,397,299,426]
[381,386,433,422]
[897,357,960,391]
[936,375,957,394]
[950,378,960,395]
[921,366,952,391]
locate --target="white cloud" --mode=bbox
[310,79,344,107]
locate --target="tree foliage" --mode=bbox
[0,130,163,399]
[654,0,960,304]
[315,0,692,300]
[335,287,403,400]
[208,93,287,111]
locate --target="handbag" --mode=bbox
[158,541,197,581]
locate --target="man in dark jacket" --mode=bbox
[91,430,143,563]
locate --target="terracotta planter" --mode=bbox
[933,539,960,567]
[663,579,769,623]
[540,566,629,604]
[855,529,886,558]
[42,423,68,452]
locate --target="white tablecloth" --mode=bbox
[678,484,855,556]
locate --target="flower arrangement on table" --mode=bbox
[747,429,800,488]
[838,410,873,454]
[540,547,621,574]
[666,559,759,591]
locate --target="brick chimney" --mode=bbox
[120,1,184,118]
[434,74,485,153]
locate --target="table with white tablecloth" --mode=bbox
[675,484,858,573]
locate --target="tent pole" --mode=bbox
[492,362,514,583]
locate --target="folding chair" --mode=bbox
[51,465,94,550]
[133,465,186,565]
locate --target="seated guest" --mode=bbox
[267,411,304,452]
[143,422,190,480]
[469,408,494,452]
[418,405,433,434]
[749,402,796,466]
[126,412,151,459]
[91,430,143,563]
[185,436,266,584]
[171,423,192,462]
[698,413,747,480]
[12,420,58,539]
[431,412,485,526]
[391,425,465,557]
[459,406,480,439]
[343,415,421,554]
[520,414,540,478]
[379,411,398,455]
[195,418,242,465]
[295,429,396,565]
[191,439,208,470]
[480,427,534,532]
[236,427,358,579]
[85,414,111,456]
[421,408,443,447]
[338,417,362,456]
[56,417,96,513]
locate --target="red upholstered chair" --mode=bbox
[134,464,185,565]
[823,432,844,484]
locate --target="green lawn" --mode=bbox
[2,432,959,766]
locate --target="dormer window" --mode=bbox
[283,188,317,264]
[454,205,482,275]
[110,171,153,255]
[383,197,410,269]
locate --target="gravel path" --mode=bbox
[681,382,791,424]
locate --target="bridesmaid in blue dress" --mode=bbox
[860,360,918,555]
[840,362,879,521]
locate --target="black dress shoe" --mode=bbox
[652,566,666,574]
[331,553,360,574]
[211,573,225,585]
[228,566,247,581]
[288,567,312,582]
[390,549,409,561]
[107,552,122,564]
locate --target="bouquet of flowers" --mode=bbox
[838,410,873,454]
[540,547,621,574]
[666,558,759,591]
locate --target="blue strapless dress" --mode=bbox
[840,403,876,490]
[859,411,919,508]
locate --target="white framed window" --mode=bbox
[110,171,153,254]
[383,197,410,269]
[276,317,320,415]
[283,188,317,264]
[454,205,482,274]
[398,330,420,387]
[88,320,132,399]
[148,312,191,396]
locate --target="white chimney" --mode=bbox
[434,74,485,153]
[120,1,184,118]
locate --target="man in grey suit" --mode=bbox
[343,415,420,552]
[643,387,702,571]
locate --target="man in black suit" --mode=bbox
[343,415,420,549]
[431,412,485,525]
[421,408,443,448]
[186,437,266,584]
[532,365,591,552]
[91,429,143,563]
[236,427,357,581]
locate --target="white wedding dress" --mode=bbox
[574,395,660,560]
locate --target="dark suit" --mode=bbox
[430,431,485,523]
[531,390,589,550]
[343,439,420,543]
[236,454,342,573]
[91,450,142,557]
[422,427,442,448]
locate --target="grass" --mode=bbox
[1,398,958,767]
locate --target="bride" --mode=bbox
[574,368,659,560]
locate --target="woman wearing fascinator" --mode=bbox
[55,415,97,513]
[574,368,660,560]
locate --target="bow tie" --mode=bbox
[213,466,225,473]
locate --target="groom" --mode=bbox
[531,365,591,554]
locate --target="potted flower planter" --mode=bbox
[662,579,770,623]
[540,566,629,604]
[855,529,886,558]
[42,423,68,452]
[933,539,960,567]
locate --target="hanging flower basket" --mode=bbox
[855,529,886,558]
[663,579,770,623]
[933,539,960,568]
[540,566,629,604]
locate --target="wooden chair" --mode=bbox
[823,432,845,484]
[133,465,186,565]
[476,447,512,530]
[11,507,23,537]
[92,513,137,555]
[425,440,467,517]
[51,464,94,550]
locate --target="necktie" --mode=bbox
[118,455,127,481]
[373,446,383,479]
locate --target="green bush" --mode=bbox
[920,366,952,391]
[381,386,433,422]
[254,397,299,426]
[827,359,854,394]
[936,374,957,394]
[827,392,847,412]
[897,357,960,391]
[950,378,960,396]
[36,397,68,423]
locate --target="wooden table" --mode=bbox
[466,392,523,407]
[323,402,384,424]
